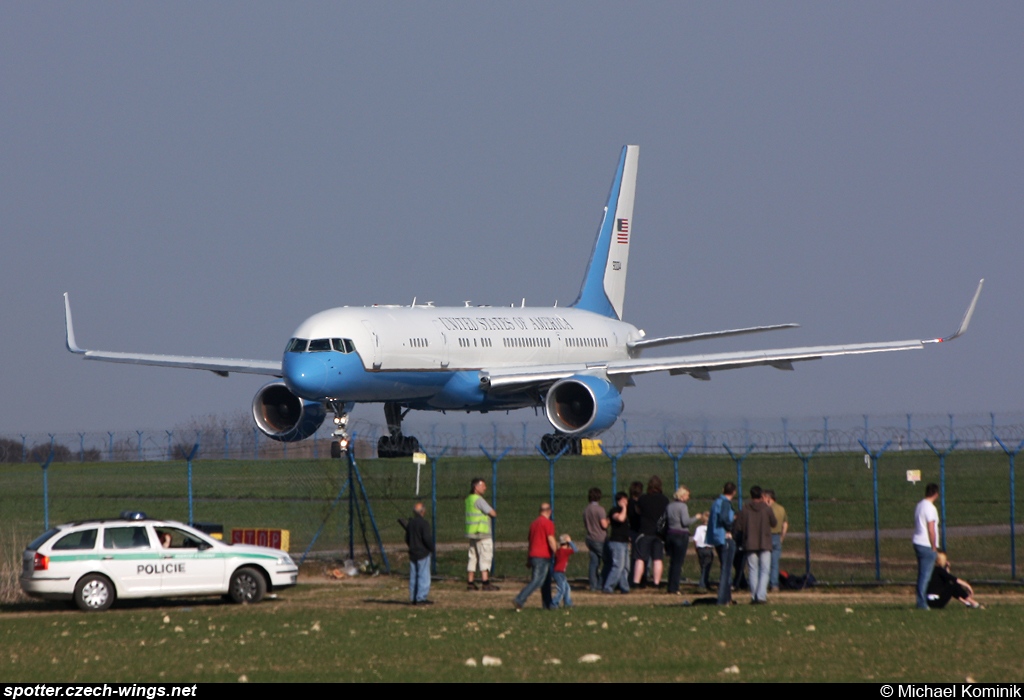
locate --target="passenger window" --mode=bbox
[157,527,212,550]
[52,529,98,551]
[308,339,332,352]
[103,527,152,550]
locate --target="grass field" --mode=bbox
[2,451,1021,585]
[2,578,1023,682]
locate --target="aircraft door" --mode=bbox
[431,320,450,368]
[361,321,382,369]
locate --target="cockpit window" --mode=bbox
[287,337,355,353]
[332,338,356,353]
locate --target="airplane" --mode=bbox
[63,145,984,458]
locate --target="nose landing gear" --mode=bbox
[328,400,352,459]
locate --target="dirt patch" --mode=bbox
[272,571,1024,612]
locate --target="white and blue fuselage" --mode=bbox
[283,305,640,411]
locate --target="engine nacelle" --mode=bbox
[544,375,623,436]
[252,382,327,442]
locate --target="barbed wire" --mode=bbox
[4,412,1024,462]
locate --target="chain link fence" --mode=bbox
[3,413,1023,594]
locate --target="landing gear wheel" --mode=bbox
[229,567,266,604]
[74,574,114,612]
[540,433,580,457]
[330,440,343,459]
[377,402,420,458]
[377,433,420,459]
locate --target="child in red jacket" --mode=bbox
[551,534,578,609]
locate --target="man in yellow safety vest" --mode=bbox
[466,477,498,591]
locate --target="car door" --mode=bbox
[99,525,162,596]
[154,526,226,594]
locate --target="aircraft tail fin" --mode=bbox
[571,145,639,320]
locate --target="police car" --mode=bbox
[20,514,298,611]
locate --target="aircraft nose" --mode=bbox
[283,353,330,400]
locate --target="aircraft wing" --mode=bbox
[482,339,922,389]
[63,293,283,378]
[482,279,983,390]
[604,338,924,381]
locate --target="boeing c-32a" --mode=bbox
[64,146,983,458]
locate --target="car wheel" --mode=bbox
[229,567,266,604]
[74,574,114,612]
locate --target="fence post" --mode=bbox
[859,439,892,581]
[536,443,570,521]
[480,446,510,511]
[346,442,391,574]
[166,431,173,461]
[993,435,1024,580]
[723,443,756,508]
[107,432,114,462]
[20,434,27,463]
[223,429,230,460]
[601,443,632,496]
[789,443,822,577]
[421,446,449,576]
[658,442,692,492]
[923,438,959,550]
[136,431,144,462]
[179,443,199,525]
[79,433,86,462]
[40,448,55,530]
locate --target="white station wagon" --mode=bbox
[20,515,298,611]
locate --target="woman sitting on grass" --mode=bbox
[927,552,982,609]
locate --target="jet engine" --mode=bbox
[544,375,623,436]
[252,382,327,442]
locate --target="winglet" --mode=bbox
[926,279,984,344]
[63,293,86,354]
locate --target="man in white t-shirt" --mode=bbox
[913,483,940,610]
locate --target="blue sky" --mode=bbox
[2,3,1021,436]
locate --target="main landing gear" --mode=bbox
[377,402,420,459]
[539,433,582,457]
[328,400,351,459]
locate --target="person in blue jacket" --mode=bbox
[706,482,737,605]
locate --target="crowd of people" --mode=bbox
[582,478,790,606]
[398,477,981,610]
